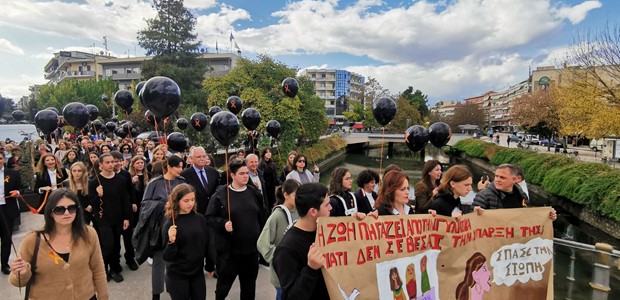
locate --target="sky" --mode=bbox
[0,0,617,105]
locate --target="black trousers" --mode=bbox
[0,207,16,268]
[98,222,123,273]
[166,271,206,300]
[215,252,259,300]
[121,225,135,262]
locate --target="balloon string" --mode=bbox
[125,111,132,139]
[163,118,168,145]
[225,146,231,221]
[164,177,175,226]
[379,126,385,176]
[250,131,255,154]
[83,146,103,218]
[296,110,315,165]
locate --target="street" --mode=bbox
[1,213,276,300]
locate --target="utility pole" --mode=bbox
[103,36,108,56]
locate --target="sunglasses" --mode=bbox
[52,204,78,215]
[298,160,306,163]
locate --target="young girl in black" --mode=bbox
[163,184,214,300]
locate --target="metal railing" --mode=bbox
[554,238,620,300]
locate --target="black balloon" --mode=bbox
[101,94,109,102]
[35,110,59,135]
[105,121,117,132]
[135,81,146,100]
[372,98,397,126]
[266,120,282,139]
[167,132,187,152]
[145,110,160,127]
[226,96,243,115]
[91,119,104,132]
[142,76,181,118]
[114,90,134,111]
[125,106,133,115]
[190,112,209,132]
[86,104,99,121]
[11,110,25,121]
[281,77,299,98]
[404,125,430,152]
[176,118,189,130]
[63,102,90,129]
[121,121,134,133]
[208,106,222,117]
[210,111,240,146]
[45,107,60,114]
[115,128,128,138]
[111,116,118,123]
[241,108,261,131]
[428,122,452,148]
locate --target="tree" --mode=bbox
[449,103,487,130]
[386,96,424,132]
[203,55,328,155]
[510,90,560,138]
[35,79,119,119]
[343,100,364,122]
[401,86,430,119]
[137,0,207,109]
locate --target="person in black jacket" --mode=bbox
[110,151,139,271]
[375,170,415,216]
[205,158,267,300]
[179,147,221,215]
[353,168,380,214]
[258,147,279,208]
[34,153,69,209]
[163,184,214,300]
[0,152,24,274]
[328,167,375,220]
[428,165,472,218]
[273,183,332,300]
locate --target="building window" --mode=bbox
[321,83,326,87]
[321,74,326,78]
[311,74,316,78]
[86,65,91,71]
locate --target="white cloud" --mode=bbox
[0,38,24,55]
[185,0,217,10]
[195,3,252,48]
[0,74,47,100]
[556,0,602,24]
[235,0,600,65]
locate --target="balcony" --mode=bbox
[109,73,142,81]
[58,70,95,82]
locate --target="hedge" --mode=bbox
[452,139,620,221]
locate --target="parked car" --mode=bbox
[510,135,523,142]
[540,138,563,148]
[589,139,605,151]
[526,134,540,144]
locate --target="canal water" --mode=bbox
[319,145,619,300]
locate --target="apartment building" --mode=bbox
[430,100,460,117]
[44,51,107,84]
[299,69,365,121]
[481,80,529,132]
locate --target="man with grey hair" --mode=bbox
[245,153,268,209]
[180,147,220,214]
[473,163,556,220]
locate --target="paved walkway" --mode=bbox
[1,213,276,300]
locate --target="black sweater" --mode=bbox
[273,226,329,300]
[329,191,357,216]
[163,213,214,275]
[89,173,131,225]
[429,193,462,217]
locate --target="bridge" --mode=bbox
[341,132,470,146]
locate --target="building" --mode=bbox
[201,53,241,77]
[44,51,109,84]
[481,80,529,132]
[99,56,152,90]
[299,68,365,121]
[430,100,460,118]
[464,91,494,107]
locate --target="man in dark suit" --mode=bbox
[180,147,220,215]
[245,154,268,209]
[0,151,24,274]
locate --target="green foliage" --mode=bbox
[35,79,118,118]
[452,138,620,221]
[203,55,328,155]
[137,0,200,56]
[343,100,364,122]
[298,135,347,164]
[387,97,423,132]
[542,163,612,200]
[401,86,429,118]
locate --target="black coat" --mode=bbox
[180,166,221,214]
[247,169,268,209]
[353,188,377,214]
[34,168,68,207]
[1,168,24,219]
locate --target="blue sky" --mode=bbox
[0,0,617,105]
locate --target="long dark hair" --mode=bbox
[328,167,350,196]
[455,252,487,300]
[39,188,88,242]
[436,165,472,197]
[275,179,301,205]
[259,147,275,169]
[421,160,441,189]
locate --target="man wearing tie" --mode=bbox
[0,151,24,275]
[180,147,220,215]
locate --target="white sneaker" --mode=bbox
[147,258,153,265]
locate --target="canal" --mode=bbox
[318,145,620,300]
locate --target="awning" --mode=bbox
[352,123,364,129]
[329,121,335,125]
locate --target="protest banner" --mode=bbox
[316,207,554,300]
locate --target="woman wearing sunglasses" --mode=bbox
[285,154,320,184]
[9,188,109,299]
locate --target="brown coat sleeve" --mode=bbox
[414,181,433,213]
[87,226,109,300]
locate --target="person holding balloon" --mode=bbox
[285,154,319,184]
[34,153,69,209]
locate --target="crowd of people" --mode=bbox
[0,134,557,300]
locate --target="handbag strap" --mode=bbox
[25,232,41,300]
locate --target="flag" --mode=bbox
[230,33,235,41]
[234,41,240,51]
